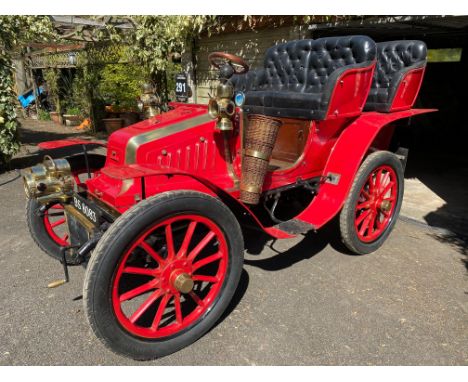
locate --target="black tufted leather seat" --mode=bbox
[232,35,376,120]
[364,40,427,112]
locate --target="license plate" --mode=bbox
[72,194,101,225]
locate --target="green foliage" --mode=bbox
[43,68,61,113]
[38,109,51,121]
[0,16,55,165]
[64,106,81,116]
[97,63,148,111]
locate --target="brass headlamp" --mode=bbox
[23,155,74,204]
[209,81,236,131]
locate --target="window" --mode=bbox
[427,48,463,63]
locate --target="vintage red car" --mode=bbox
[22,35,435,359]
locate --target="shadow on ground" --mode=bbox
[404,154,468,271]
[242,218,352,272]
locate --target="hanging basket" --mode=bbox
[240,114,282,204]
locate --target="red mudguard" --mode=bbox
[293,109,437,230]
[37,138,106,150]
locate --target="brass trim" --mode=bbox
[240,109,246,175]
[125,113,213,164]
[244,148,269,161]
[64,204,96,233]
[380,200,392,212]
[222,131,239,187]
[89,194,121,218]
[242,184,262,193]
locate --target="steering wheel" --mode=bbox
[208,52,249,75]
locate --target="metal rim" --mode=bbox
[354,165,398,243]
[112,214,229,339]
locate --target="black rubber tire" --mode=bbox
[339,151,404,255]
[25,154,105,264]
[83,191,244,360]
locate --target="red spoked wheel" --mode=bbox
[84,191,244,360]
[354,165,397,243]
[340,151,404,255]
[112,214,228,338]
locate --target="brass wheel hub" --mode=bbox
[380,200,391,212]
[171,271,194,294]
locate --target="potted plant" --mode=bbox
[98,64,146,128]
[63,106,82,127]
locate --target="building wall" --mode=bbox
[183,25,309,104]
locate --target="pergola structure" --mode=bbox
[28,16,135,70]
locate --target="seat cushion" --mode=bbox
[243,91,323,119]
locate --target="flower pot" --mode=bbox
[102,118,124,134]
[120,112,139,127]
[63,114,82,127]
[50,112,61,124]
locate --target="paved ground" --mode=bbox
[0,119,466,365]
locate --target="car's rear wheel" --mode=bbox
[339,151,404,255]
[83,191,244,360]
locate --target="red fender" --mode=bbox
[291,109,437,231]
[38,138,106,150]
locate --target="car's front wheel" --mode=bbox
[83,191,244,360]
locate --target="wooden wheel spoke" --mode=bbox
[165,224,175,261]
[368,175,375,194]
[379,181,394,198]
[361,190,371,200]
[174,293,183,324]
[375,169,383,190]
[151,293,170,330]
[356,201,371,210]
[50,218,66,228]
[356,209,371,226]
[187,230,216,262]
[191,275,219,283]
[189,291,205,307]
[178,221,197,257]
[368,213,377,236]
[123,266,157,276]
[129,289,162,324]
[358,213,373,236]
[120,280,156,302]
[139,241,165,265]
[192,252,223,272]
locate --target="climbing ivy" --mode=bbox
[0,16,55,166]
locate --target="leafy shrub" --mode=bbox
[98,63,148,111]
[38,109,51,121]
[64,106,82,116]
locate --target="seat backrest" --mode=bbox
[304,35,376,94]
[260,39,314,92]
[364,40,427,112]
